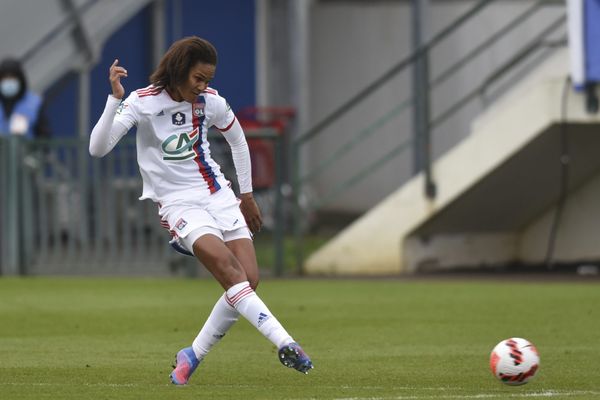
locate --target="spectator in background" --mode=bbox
[0,57,51,138]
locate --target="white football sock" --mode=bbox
[225,281,294,348]
[192,293,240,360]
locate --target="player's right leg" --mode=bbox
[170,227,243,385]
[170,292,239,385]
[170,347,200,385]
[187,232,261,366]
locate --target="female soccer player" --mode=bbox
[89,36,312,384]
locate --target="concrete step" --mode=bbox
[305,49,600,275]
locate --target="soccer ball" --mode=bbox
[489,338,540,385]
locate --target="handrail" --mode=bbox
[430,15,567,130]
[297,0,560,188]
[298,98,412,185]
[292,0,567,271]
[310,138,413,211]
[21,0,98,63]
[429,0,548,90]
[295,0,564,147]
[306,21,567,211]
[294,0,495,146]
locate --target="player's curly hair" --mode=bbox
[150,36,217,91]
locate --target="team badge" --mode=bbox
[193,102,205,117]
[172,112,186,125]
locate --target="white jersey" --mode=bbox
[115,85,237,203]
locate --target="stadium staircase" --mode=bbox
[297,1,600,275]
[0,0,155,93]
[304,50,600,275]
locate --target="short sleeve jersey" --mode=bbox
[114,85,236,203]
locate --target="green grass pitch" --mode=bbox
[0,277,599,399]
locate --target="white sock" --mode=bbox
[192,293,240,359]
[226,281,294,348]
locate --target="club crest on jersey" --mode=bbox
[172,112,186,125]
[193,102,205,117]
[161,128,199,161]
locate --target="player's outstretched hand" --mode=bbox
[239,193,263,235]
[109,59,128,99]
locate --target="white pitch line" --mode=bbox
[0,382,141,388]
[332,390,600,400]
[2,383,599,399]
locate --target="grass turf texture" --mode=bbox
[0,278,599,400]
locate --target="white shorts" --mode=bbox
[158,187,252,252]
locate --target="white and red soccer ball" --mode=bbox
[490,338,540,385]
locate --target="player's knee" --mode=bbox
[246,266,259,289]
[212,253,242,274]
[197,246,241,271]
[248,276,259,290]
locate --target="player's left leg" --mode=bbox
[225,236,259,289]
[224,237,313,374]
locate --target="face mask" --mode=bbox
[0,78,21,98]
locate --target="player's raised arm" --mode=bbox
[89,59,132,157]
[109,59,127,99]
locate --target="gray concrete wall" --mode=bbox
[519,171,600,264]
[304,0,565,213]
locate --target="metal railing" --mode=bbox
[292,0,566,269]
[20,0,99,64]
[0,128,285,276]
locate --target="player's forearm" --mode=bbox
[221,118,253,194]
[89,95,127,157]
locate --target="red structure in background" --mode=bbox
[236,107,295,189]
